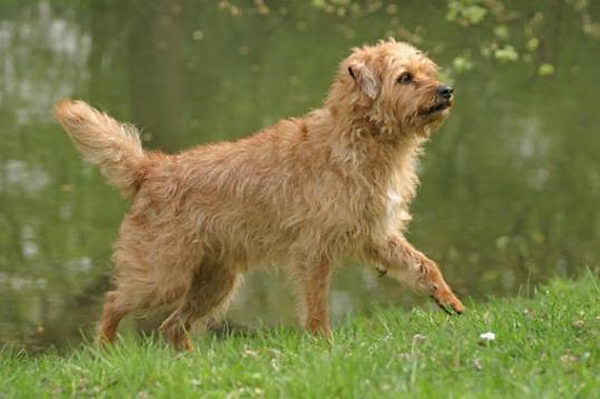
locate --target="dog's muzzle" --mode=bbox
[437,84,454,100]
[420,84,454,116]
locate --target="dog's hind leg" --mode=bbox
[97,211,205,346]
[97,249,191,345]
[159,259,241,351]
[98,290,135,344]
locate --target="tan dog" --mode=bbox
[55,39,464,350]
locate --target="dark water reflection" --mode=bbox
[1,0,599,349]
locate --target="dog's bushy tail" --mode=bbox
[54,99,146,198]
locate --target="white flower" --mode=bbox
[479,332,496,342]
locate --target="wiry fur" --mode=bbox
[55,100,148,198]
[54,39,464,351]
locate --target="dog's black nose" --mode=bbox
[437,85,454,99]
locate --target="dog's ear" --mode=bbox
[348,62,380,100]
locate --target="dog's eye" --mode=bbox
[397,72,413,84]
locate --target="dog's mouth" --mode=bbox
[419,100,452,116]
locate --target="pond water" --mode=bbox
[1,0,599,350]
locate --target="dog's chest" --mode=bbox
[377,158,419,233]
[385,187,404,219]
[383,184,412,231]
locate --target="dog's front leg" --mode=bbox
[366,236,464,315]
[293,257,334,337]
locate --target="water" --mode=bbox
[1,0,599,350]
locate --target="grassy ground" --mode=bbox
[1,274,599,398]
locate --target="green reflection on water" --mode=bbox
[1,0,599,349]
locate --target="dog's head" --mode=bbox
[329,39,453,137]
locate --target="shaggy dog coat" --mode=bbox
[55,39,464,350]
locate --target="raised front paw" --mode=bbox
[430,290,464,315]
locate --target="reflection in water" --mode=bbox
[0,1,91,125]
[1,0,599,350]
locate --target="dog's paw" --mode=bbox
[430,293,464,315]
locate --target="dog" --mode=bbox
[54,39,464,351]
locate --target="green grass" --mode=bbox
[2,275,599,398]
